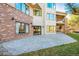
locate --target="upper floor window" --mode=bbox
[47,3,55,8]
[33,9,42,16]
[16,3,22,11]
[15,3,30,15]
[25,5,30,15]
[47,13,55,20]
[21,3,26,13]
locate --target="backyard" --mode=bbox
[19,33,79,56]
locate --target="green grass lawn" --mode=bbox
[19,33,79,56]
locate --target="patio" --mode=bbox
[0,33,77,55]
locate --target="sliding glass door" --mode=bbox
[33,26,41,35]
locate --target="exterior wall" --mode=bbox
[29,4,43,26]
[28,3,57,35]
[29,7,33,16]
[8,3,15,7]
[0,3,33,41]
[44,4,56,25]
[32,16,44,35]
[32,16,43,26]
[29,4,44,35]
[39,3,56,34]
[39,3,46,35]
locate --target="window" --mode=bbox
[16,22,29,34]
[34,10,42,16]
[47,3,55,8]
[25,6,30,15]
[15,3,30,15]
[47,26,55,32]
[22,3,26,13]
[15,3,22,11]
[47,13,55,20]
[25,24,29,33]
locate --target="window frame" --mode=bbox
[21,3,26,13]
[47,3,55,9]
[33,9,42,16]
[47,13,55,20]
[47,26,55,32]
[25,23,29,34]
[15,3,22,11]
[15,3,30,15]
[16,21,29,34]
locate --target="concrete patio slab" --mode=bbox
[0,33,77,55]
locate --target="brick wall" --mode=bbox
[0,3,33,41]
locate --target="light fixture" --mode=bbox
[11,17,15,20]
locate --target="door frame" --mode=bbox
[33,26,41,35]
